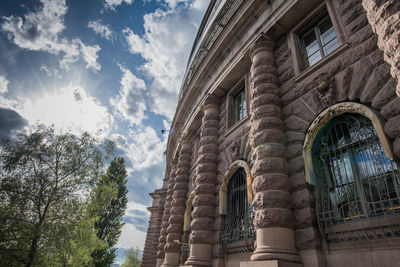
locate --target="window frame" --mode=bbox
[289,0,346,77]
[226,75,249,131]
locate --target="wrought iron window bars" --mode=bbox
[312,113,400,242]
[221,168,255,254]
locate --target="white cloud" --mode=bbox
[1,84,113,137]
[0,75,9,94]
[1,0,101,72]
[162,0,188,9]
[104,0,134,10]
[116,223,146,250]
[128,127,166,171]
[123,1,207,120]
[88,20,114,41]
[111,126,166,172]
[78,40,101,71]
[110,65,147,125]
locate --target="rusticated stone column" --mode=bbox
[142,189,166,267]
[248,36,301,264]
[142,202,161,267]
[162,137,192,267]
[157,165,177,267]
[185,96,219,267]
[362,0,400,96]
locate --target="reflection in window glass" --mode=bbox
[298,12,339,67]
[232,87,246,124]
[312,113,400,242]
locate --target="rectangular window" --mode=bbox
[298,12,339,68]
[232,87,246,124]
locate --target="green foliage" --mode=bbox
[0,126,107,266]
[121,247,141,267]
[89,157,128,266]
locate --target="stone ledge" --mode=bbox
[240,260,302,267]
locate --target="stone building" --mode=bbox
[141,0,400,266]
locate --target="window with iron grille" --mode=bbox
[298,11,339,68]
[180,207,192,265]
[221,168,255,254]
[312,113,400,242]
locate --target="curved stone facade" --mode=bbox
[142,0,400,266]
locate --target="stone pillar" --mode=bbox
[157,165,177,267]
[185,96,219,267]
[248,36,301,264]
[142,203,161,267]
[162,137,192,267]
[362,0,400,96]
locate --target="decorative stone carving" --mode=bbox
[315,78,335,106]
[230,139,241,161]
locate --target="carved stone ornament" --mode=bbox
[231,139,241,161]
[316,78,336,106]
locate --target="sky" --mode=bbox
[0,0,207,263]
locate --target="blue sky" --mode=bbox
[0,0,207,261]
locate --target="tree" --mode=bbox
[0,126,105,266]
[90,157,128,266]
[122,247,141,267]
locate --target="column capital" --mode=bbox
[249,34,275,59]
[202,94,220,110]
[179,130,192,144]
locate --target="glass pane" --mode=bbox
[323,37,339,55]
[318,15,333,35]
[307,50,322,66]
[233,88,246,123]
[320,27,336,45]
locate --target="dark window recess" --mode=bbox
[298,12,339,68]
[312,113,400,243]
[232,87,246,124]
[221,168,255,254]
[180,208,192,265]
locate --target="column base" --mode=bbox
[161,252,180,267]
[184,244,212,266]
[240,260,302,267]
[251,227,301,263]
[156,258,164,267]
[299,249,324,267]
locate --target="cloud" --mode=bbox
[0,108,28,141]
[123,202,150,232]
[0,84,113,137]
[111,126,166,172]
[0,75,9,94]
[88,20,114,41]
[104,0,134,10]
[123,0,207,120]
[161,0,188,9]
[1,0,101,72]
[78,40,101,71]
[117,223,146,250]
[110,65,147,125]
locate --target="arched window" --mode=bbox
[221,168,255,254]
[312,113,400,242]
